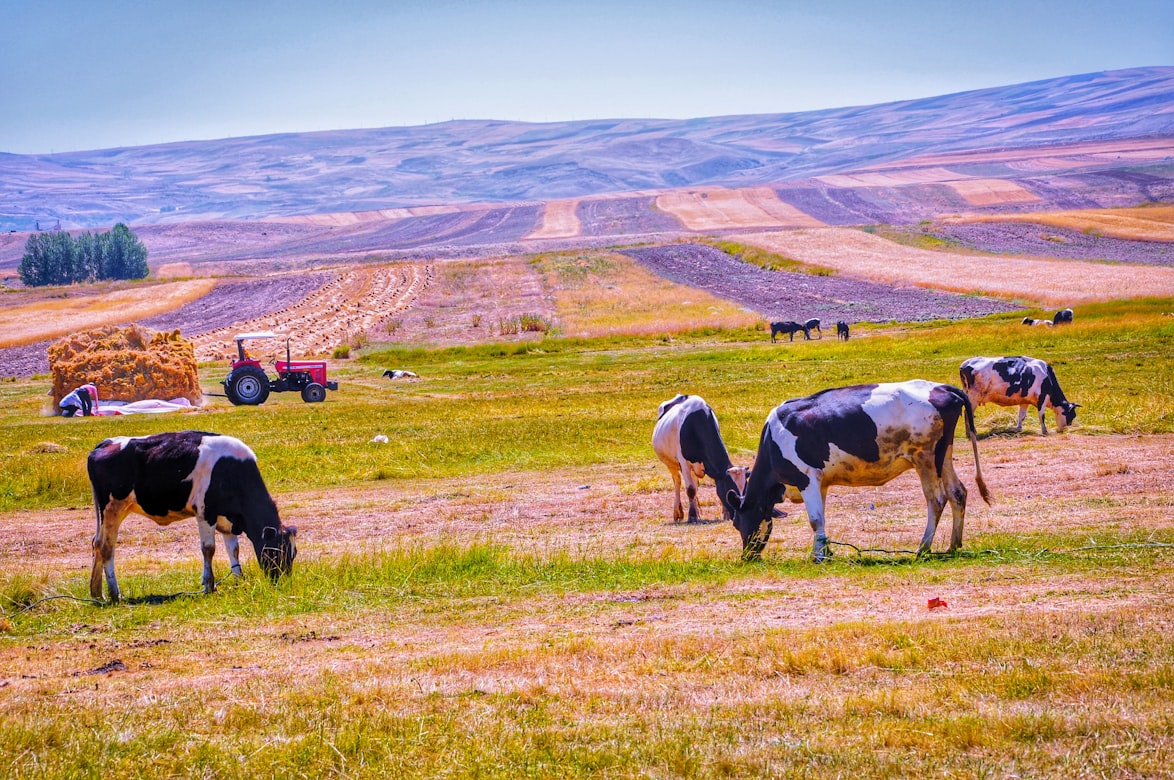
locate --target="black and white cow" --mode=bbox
[1021,317,1053,327]
[652,395,748,523]
[87,431,297,601]
[770,321,810,342]
[727,380,991,561]
[1052,308,1074,325]
[959,356,1079,435]
[804,318,822,339]
[836,321,850,341]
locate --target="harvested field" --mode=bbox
[188,263,431,361]
[525,199,582,240]
[622,243,1016,322]
[945,178,1042,206]
[381,256,554,347]
[655,187,824,231]
[947,204,1174,242]
[733,227,1174,305]
[926,222,1174,266]
[577,195,685,237]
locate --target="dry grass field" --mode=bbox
[0,279,216,349]
[655,187,825,231]
[733,226,1174,305]
[947,204,1174,241]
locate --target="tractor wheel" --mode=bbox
[225,366,271,406]
[301,383,326,403]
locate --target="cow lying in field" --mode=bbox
[1022,317,1053,327]
[653,395,748,523]
[726,380,991,561]
[959,356,1079,435]
[770,321,810,342]
[87,431,297,601]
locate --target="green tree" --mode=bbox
[17,224,149,286]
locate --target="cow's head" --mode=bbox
[725,487,774,561]
[1056,401,1080,431]
[259,524,298,579]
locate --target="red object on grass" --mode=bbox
[927,597,948,610]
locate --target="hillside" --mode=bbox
[1,67,1172,239]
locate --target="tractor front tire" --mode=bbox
[301,383,326,403]
[225,366,271,406]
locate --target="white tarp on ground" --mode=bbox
[96,399,197,415]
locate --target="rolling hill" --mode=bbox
[1,67,1171,241]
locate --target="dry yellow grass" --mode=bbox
[0,279,216,349]
[525,199,582,239]
[947,205,1174,241]
[945,178,1042,206]
[539,251,761,337]
[655,187,824,231]
[732,227,1174,306]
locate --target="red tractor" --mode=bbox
[222,332,338,405]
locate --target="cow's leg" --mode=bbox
[1038,405,1049,435]
[915,464,950,555]
[664,462,685,522]
[197,519,219,593]
[222,532,244,579]
[942,459,969,553]
[681,461,703,523]
[91,499,130,601]
[802,483,830,562]
[1016,405,1027,432]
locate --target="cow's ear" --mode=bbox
[262,526,277,540]
[725,488,743,510]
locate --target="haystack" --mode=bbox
[48,325,202,409]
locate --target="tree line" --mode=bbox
[18,224,149,286]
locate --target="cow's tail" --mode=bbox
[961,394,993,505]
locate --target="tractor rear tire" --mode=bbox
[301,383,326,403]
[225,366,270,406]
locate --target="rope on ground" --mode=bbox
[826,539,1174,560]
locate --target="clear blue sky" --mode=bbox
[2,0,1170,154]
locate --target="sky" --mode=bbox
[1,0,1171,155]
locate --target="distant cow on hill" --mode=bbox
[1022,317,1053,327]
[804,318,822,339]
[652,395,748,523]
[836,321,850,341]
[1052,308,1074,325]
[87,431,297,601]
[770,321,810,342]
[959,356,1079,435]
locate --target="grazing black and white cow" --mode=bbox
[959,356,1079,435]
[87,431,297,601]
[652,395,748,523]
[382,369,418,380]
[804,318,822,339]
[770,321,810,342]
[727,380,991,562]
[1022,317,1053,327]
[1053,308,1074,325]
[836,321,850,341]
